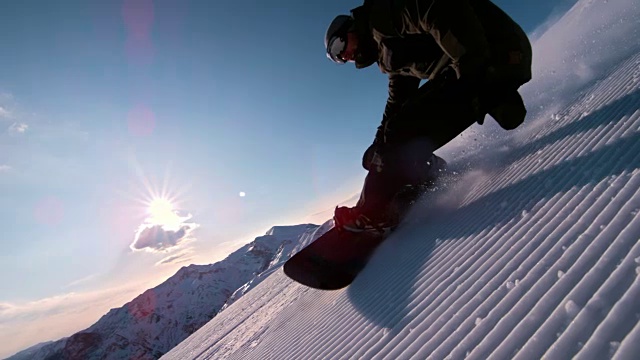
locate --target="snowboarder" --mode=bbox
[325,0,532,234]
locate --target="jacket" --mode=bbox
[351,0,532,126]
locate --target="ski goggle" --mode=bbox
[326,35,348,64]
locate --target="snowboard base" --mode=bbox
[283,227,389,290]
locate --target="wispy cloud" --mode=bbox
[0,106,9,119]
[0,91,15,119]
[8,122,28,135]
[0,282,150,359]
[156,251,193,266]
[0,165,12,173]
[64,274,101,289]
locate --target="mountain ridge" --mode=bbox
[6,224,319,360]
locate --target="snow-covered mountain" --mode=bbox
[6,224,319,360]
[159,0,640,359]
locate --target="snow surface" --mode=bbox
[162,1,640,359]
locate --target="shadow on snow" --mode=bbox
[345,89,640,333]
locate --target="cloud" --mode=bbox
[64,274,101,289]
[131,224,190,251]
[130,206,200,253]
[0,282,149,359]
[130,217,199,253]
[0,106,9,118]
[156,252,193,266]
[0,165,11,173]
[8,122,28,135]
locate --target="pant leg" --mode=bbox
[356,74,482,218]
[383,71,483,147]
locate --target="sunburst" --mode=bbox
[146,197,182,229]
[119,156,196,228]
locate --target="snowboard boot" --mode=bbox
[333,206,398,236]
[333,155,448,235]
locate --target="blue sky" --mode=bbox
[0,0,577,353]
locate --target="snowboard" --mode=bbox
[284,167,452,290]
[283,226,391,290]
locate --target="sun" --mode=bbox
[149,197,173,217]
[147,197,181,228]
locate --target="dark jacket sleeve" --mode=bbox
[376,74,420,141]
[399,0,491,81]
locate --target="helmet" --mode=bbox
[324,15,353,64]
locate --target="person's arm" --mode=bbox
[402,0,491,81]
[375,74,421,142]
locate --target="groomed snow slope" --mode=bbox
[164,2,640,359]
